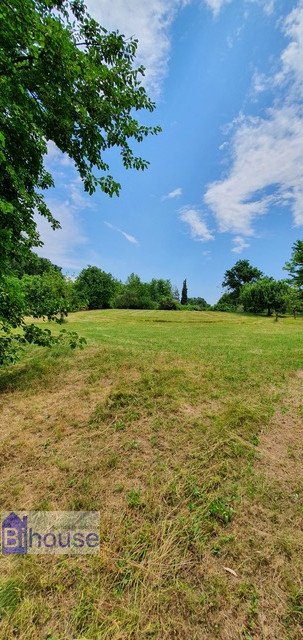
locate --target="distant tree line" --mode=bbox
[2,240,302,326]
[1,240,302,364]
[1,258,210,326]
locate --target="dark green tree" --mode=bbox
[0,276,26,328]
[181,279,188,305]
[158,297,178,310]
[222,260,263,302]
[10,251,62,278]
[75,266,117,309]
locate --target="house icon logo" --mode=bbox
[1,512,28,554]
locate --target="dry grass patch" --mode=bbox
[0,311,303,639]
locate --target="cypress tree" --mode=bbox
[181,279,188,305]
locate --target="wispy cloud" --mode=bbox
[45,141,73,169]
[204,2,303,236]
[36,200,88,270]
[248,0,275,16]
[85,1,238,97]
[251,70,269,94]
[262,0,275,16]
[37,164,94,270]
[86,0,191,97]
[204,0,230,17]
[232,236,250,253]
[104,221,139,244]
[179,206,214,241]
[274,1,303,91]
[162,187,182,200]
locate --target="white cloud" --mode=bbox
[53,1,252,112]
[36,166,95,269]
[162,187,182,200]
[85,1,236,96]
[86,0,190,97]
[205,105,303,233]
[179,206,214,241]
[247,0,275,15]
[274,1,303,91]
[45,141,73,169]
[104,221,139,244]
[36,200,88,270]
[204,2,303,236]
[232,236,250,253]
[67,176,93,209]
[251,70,269,94]
[204,0,230,17]
[263,0,275,15]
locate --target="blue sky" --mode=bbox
[39,0,303,303]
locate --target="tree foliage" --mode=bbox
[0,0,160,272]
[10,250,62,278]
[75,266,117,310]
[222,260,263,301]
[181,279,188,305]
[0,276,25,327]
[0,0,160,363]
[149,279,172,304]
[284,240,303,291]
[285,287,303,318]
[212,292,238,312]
[240,278,289,317]
[0,273,86,364]
[22,271,73,321]
[114,273,155,310]
[187,297,209,310]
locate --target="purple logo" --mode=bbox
[1,511,100,555]
[1,512,28,554]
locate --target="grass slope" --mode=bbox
[0,310,303,639]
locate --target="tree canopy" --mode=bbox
[75,266,117,309]
[222,260,263,300]
[10,250,62,278]
[22,270,72,321]
[0,0,161,363]
[240,278,289,317]
[0,0,160,273]
[181,279,188,305]
[114,273,156,310]
[284,240,303,291]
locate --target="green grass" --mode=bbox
[0,309,303,639]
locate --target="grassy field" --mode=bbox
[0,309,303,639]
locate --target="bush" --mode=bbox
[158,297,178,310]
[212,293,238,312]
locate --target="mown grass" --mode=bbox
[0,310,303,639]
